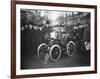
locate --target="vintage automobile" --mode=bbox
[37,25,76,61]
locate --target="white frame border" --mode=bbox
[16,4,95,75]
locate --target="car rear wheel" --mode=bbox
[37,43,47,57]
[66,41,76,56]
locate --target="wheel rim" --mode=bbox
[37,43,47,57]
[49,45,61,61]
[67,41,75,56]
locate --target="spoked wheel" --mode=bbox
[37,43,47,57]
[49,44,61,62]
[66,41,76,56]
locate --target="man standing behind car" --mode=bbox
[83,23,90,53]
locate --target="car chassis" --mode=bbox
[37,26,76,61]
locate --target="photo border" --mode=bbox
[11,0,97,79]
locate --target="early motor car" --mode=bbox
[37,24,76,61]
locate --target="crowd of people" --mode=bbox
[21,22,90,55]
[20,10,91,58]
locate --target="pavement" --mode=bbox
[21,50,90,69]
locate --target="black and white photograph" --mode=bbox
[21,9,91,69]
[11,1,97,78]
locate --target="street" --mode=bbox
[21,51,90,69]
